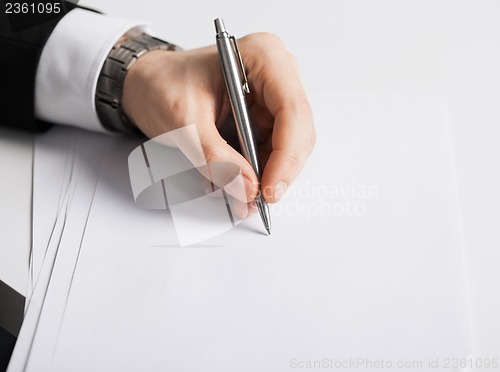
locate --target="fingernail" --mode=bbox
[248,200,258,215]
[244,177,256,200]
[233,200,249,219]
[223,173,247,203]
[274,181,288,202]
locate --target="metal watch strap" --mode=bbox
[95,34,179,133]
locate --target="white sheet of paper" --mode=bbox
[9,129,113,372]
[14,96,471,372]
[27,128,75,304]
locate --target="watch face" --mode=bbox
[3,0,79,33]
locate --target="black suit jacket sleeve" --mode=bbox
[0,1,78,131]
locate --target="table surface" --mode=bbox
[1,0,499,365]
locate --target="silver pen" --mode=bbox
[214,18,271,235]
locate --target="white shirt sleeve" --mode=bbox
[34,8,151,133]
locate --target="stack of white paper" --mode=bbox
[10,96,471,372]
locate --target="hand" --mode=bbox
[122,33,315,204]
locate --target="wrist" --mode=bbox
[95,34,180,134]
[122,49,174,128]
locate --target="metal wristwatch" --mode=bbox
[95,34,180,133]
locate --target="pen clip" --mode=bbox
[230,36,250,94]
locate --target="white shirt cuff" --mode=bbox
[35,8,150,133]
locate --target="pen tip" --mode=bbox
[266,226,271,235]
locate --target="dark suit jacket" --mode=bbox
[0,1,80,131]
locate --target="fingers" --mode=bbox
[241,33,316,203]
[124,38,315,207]
[261,103,315,203]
